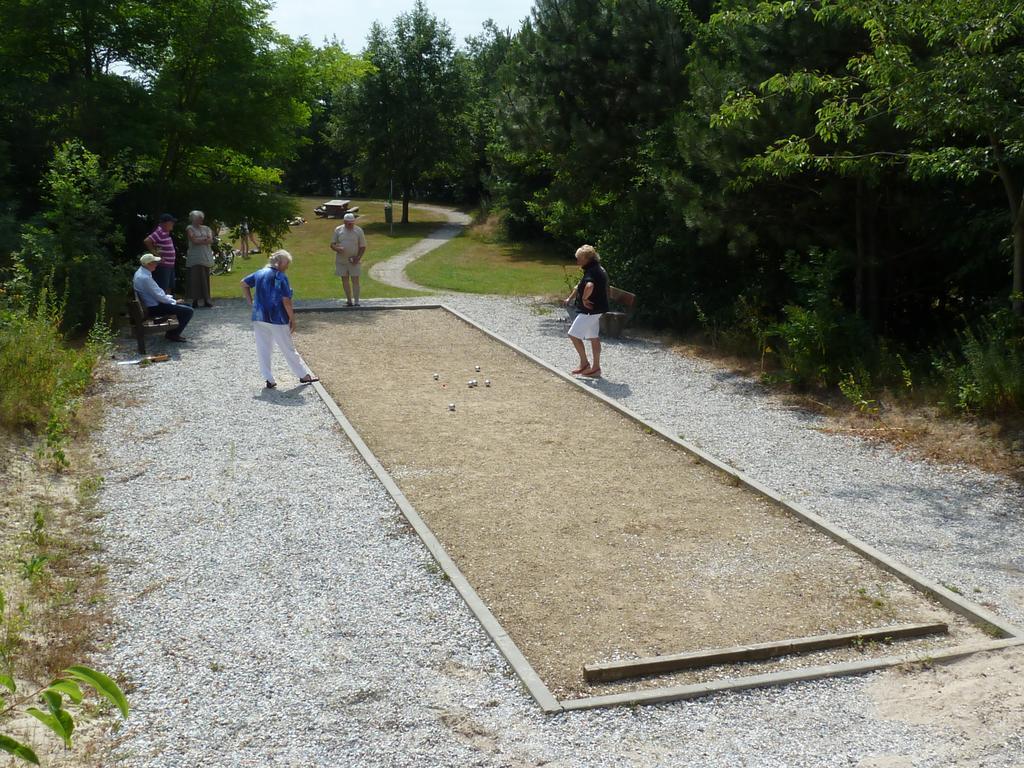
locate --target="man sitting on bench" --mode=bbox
[133,254,193,342]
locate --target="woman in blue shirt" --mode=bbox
[241,250,319,389]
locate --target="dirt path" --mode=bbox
[369,204,471,291]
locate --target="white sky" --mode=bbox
[268,0,536,51]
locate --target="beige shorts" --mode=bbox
[335,259,362,278]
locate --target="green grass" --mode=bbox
[210,197,440,300]
[406,232,574,297]
[211,195,578,300]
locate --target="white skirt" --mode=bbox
[568,312,602,340]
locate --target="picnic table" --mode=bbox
[314,199,353,218]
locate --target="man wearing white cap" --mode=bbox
[133,253,194,342]
[330,212,367,306]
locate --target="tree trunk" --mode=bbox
[1014,217,1024,316]
[866,187,880,331]
[854,180,865,318]
[991,136,1024,316]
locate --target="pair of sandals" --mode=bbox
[571,363,602,377]
[265,374,320,389]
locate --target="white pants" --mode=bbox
[253,321,310,384]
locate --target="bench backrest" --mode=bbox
[128,293,146,325]
[608,286,637,312]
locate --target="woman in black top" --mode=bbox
[564,244,609,377]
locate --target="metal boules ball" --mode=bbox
[433,373,439,380]
[448,403,456,411]
[475,365,481,372]
[484,379,491,387]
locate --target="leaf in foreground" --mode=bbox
[0,734,40,765]
[63,665,130,718]
[26,706,72,748]
[45,680,84,705]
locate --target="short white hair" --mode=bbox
[268,249,292,268]
[188,210,205,224]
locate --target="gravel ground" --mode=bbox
[92,294,1024,768]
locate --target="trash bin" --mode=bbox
[383,203,393,224]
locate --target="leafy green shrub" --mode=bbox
[933,311,1024,416]
[766,249,875,388]
[838,368,880,416]
[1,664,129,764]
[0,277,107,456]
[13,141,128,335]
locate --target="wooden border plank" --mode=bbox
[584,622,948,683]
[563,637,1024,711]
[297,303,443,313]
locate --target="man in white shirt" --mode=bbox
[330,212,367,307]
[133,254,194,342]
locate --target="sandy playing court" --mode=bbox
[296,308,989,699]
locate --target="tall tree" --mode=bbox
[494,1,691,232]
[143,0,316,237]
[0,0,157,222]
[283,40,370,196]
[459,21,516,207]
[0,0,318,257]
[331,1,469,223]
[716,0,1024,315]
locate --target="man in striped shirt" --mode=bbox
[144,213,178,293]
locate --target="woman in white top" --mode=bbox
[186,210,215,308]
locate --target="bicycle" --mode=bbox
[212,241,238,275]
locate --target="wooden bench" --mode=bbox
[600,286,637,337]
[127,293,179,354]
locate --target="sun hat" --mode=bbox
[139,254,161,265]
[343,212,356,222]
